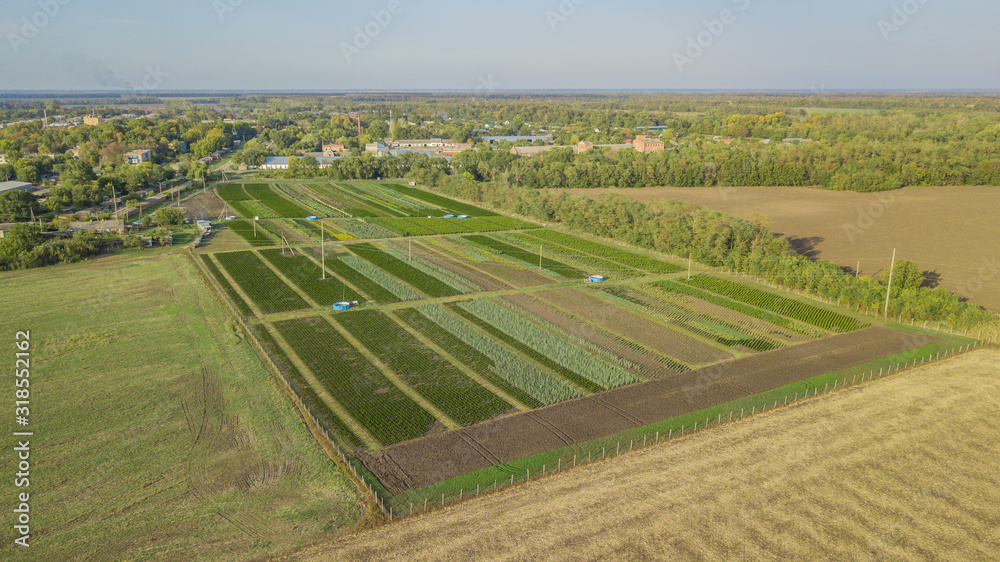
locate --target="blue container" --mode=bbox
[333,302,352,311]
[589,275,606,283]
[444,214,456,219]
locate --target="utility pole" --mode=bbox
[253,216,258,237]
[856,260,860,278]
[539,244,543,271]
[409,238,412,262]
[883,248,897,319]
[112,185,118,216]
[321,220,326,280]
[688,252,693,280]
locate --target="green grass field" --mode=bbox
[0,253,365,561]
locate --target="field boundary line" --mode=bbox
[387,310,531,412]
[261,321,381,449]
[187,249,389,519]
[322,312,462,431]
[251,249,323,309]
[205,253,269,319]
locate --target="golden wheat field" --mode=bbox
[289,347,1000,561]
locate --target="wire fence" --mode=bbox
[382,334,997,522]
[187,245,997,525]
[187,249,390,516]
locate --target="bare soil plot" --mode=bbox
[563,186,1000,312]
[536,287,723,365]
[364,326,935,493]
[183,189,227,220]
[304,348,1000,561]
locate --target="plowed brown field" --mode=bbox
[292,347,1000,561]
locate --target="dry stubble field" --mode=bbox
[295,347,1000,560]
[562,186,1000,312]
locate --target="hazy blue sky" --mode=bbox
[2,0,997,91]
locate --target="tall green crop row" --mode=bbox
[684,275,868,332]
[214,251,309,314]
[226,219,276,246]
[457,299,641,391]
[340,255,424,301]
[273,316,436,446]
[525,229,682,274]
[414,305,582,405]
[349,243,460,298]
[462,235,584,278]
[199,255,254,316]
[250,323,364,447]
[259,249,362,305]
[334,310,512,426]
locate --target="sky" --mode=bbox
[1,0,998,92]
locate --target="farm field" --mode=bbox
[191,179,977,510]
[0,252,365,561]
[561,185,1000,312]
[301,347,1000,561]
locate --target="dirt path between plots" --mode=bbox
[362,326,939,493]
[294,347,1000,561]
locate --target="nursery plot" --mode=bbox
[333,309,512,426]
[258,248,362,305]
[499,294,682,379]
[214,251,309,314]
[273,316,437,446]
[463,235,585,278]
[349,243,461,298]
[536,287,726,366]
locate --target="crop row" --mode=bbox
[684,275,868,332]
[349,243,461,298]
[653,280,813,335]
[214,251,309,314]
[334,310,512,426]
[299,183,368,216]
[300,248,402,304]
[228,200,279,220]
[393,308,543,408]
[339,255,424,301]
[457,299,640,392]
[361,183,437,213]
[259,249,362,305]
[226,219,276,246]
[339,184,411,217]
[278,185,336,218]
[244,184,313,218]
[598,287,778,353]
[525,230,682,274]
[273,316,436,445]
[250,323,364,447]
[379,244,479,293]
[333,218,397,239]
[216,183,251,202]
[414,305,581,405]
[463,235,584,278]
[506,232,639,277]
[379,183,496,216]
[199,255,253,316]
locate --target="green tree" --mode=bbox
[0,223,42,258]
[0,190,42,221]
[154,206,184,226]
